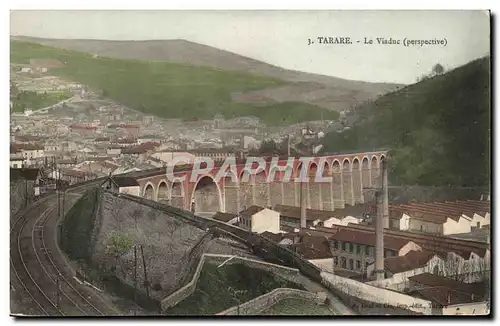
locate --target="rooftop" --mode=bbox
[239,205,266,216]
[110,176,140,187]
[384,250,438,274]
[408,273,487,298]
[10,168,40,182]
[273,204,335,222]
[313,224,489,259]
[212,212,237,223]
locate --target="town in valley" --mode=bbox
[9,10,491,317]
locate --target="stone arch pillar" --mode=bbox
[331,161,344,209]
[342,159,355,206]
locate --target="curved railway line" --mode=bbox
[10,181,112,316]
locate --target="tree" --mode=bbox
[432,63,445,76]
[260,139,277,153]
[106,232,133,259]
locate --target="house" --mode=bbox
[151,151,196,166]
[107,147,122,156]
[10,168,42,214]
[10,155,25,168]
[117,124,140,138]
[13,143,45,166]
[238,205,280,234]
[212,212,238,225]
[101,176,140,196]
[70,124,98,135]
[408,273,489,315]
[390,201,490,235]
[10,144,25,168]
[112,138,137,148]
[290,235,334,273]
[308,224,490,280]
[50,168,88,185]
[137,134,165,144]
[145,156,165,168]
[272,204,361,229]
[121,142,160,160]
[366,250,444,290]
[189,148,237,161]
[272,204,334,229]
[326,227,422,275]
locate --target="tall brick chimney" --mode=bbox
[375,157,388,281]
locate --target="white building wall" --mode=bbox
[10,159,24,168]
[442,302,489,315]
[251,209,280,234]
[469,213,489,228]
[119,186,140,196]
[408,217,443,235]
[151,152,195,166]
[443,217,471,235]
[398,241,422,256]
[309,258,334,273]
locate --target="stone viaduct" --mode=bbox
[132,151,388,215]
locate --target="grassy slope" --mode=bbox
[10,41,339,125]
[322,56,490,187]
[260,298,335,315]
[165,263,305,315]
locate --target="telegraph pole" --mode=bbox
[133,245,138,302]
[140,245,150,300]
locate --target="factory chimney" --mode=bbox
[382,158,389,229]
[300,178,307,229]
[374,157,388,281]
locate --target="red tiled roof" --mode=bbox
[15,143,44,151]
[70,124,97,130]
[408,273,486,298]
[322,226,413,251]
[121,142,160,154]
[260,231,284,243]
[212,211,237,223]
[313,224,489,258]
[292,242,332,260]
[273,204,335,222]
[411,287,479,307]
[390,201,490,224]
[239,205,266,216]
[384,250,438,274]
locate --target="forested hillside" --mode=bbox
[322,56,490,187]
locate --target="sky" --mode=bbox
[10,10,490,84]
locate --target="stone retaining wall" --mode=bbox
[117,192,433,315]
[160,253,303,312]
[216,288,327,315]
[320,271,433,315]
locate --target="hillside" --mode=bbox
[11,40,344,125]
[322,56,491,187]
[11,36,402,112]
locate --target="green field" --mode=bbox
[11,41,338,125]
[11,90,71,112]
[165,262,304,315]
[260,298,336,315]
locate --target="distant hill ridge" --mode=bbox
[11,36,402,111]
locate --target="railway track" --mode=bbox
[10,182,107,316]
